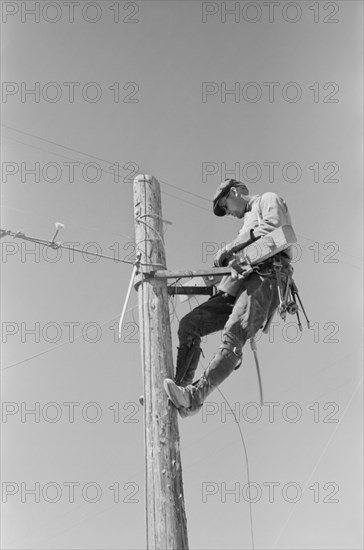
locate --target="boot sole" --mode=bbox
[163,379,190,409]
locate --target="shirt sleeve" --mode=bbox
[226,229,253,253]
[224,192,290,253]
[253,192,289,237]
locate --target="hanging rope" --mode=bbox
[217,386,256,549]
[250,338,264,406]
[198,350,256,550]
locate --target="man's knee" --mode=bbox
[178,312,199,342]
[220,338,243,370]
[222,326,244,350]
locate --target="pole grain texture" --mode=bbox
[133,174,189,550]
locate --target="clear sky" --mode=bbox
[1,1,363,549]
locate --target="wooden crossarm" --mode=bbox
[152,225,297,280]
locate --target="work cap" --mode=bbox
[212,179,249,216]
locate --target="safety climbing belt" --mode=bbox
[272,256,310,329]
[248,255,310,405]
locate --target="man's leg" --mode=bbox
[165,345,242,416]
[140,292,235,406]
[174,339,202,387]
[166,273,279,416]
[174,292,235,387]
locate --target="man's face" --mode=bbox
[219,187,247,218]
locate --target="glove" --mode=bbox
[214,246,232,267]
[204,274,223,286]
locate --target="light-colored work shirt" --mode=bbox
[217,192,293,296]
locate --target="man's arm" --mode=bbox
[252,192,290,237]
[214,193,290,266]
[227,192,289,249]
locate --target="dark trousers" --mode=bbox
[178,267,287,354]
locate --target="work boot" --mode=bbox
[163,379,192,408]
[174,338,202,387]
[164,346,241,418]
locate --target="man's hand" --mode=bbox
[229,256,250,279]
[214,246,232,267]
[204,274,223,286]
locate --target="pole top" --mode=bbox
[134,174,153,185]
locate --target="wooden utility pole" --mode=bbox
[133,174,189,550]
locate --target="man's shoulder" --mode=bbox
[260,191,281,202]
[259,192,289,208]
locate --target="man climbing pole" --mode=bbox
[164,179,294,418]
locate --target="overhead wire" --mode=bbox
[193,348,363,549]
[8,349,360,548]
[3,123,361,500]
[1,178,165,372]
[2,124,362,266]
[14,410,244,549]
[1,203,134,240]
[14,371,355,550]
[2,117,361,550]
[3,127,360,420]
[4,134,119,179]
[0,229,164,268]
[1,304,139,372]
[272,374,363,549]
[26,492,126,550]
[2,125,210,201]
[8,423,145,548]
[2,124,123,166]
[2,217,170,373]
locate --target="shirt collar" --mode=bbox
[245,195,260,212]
